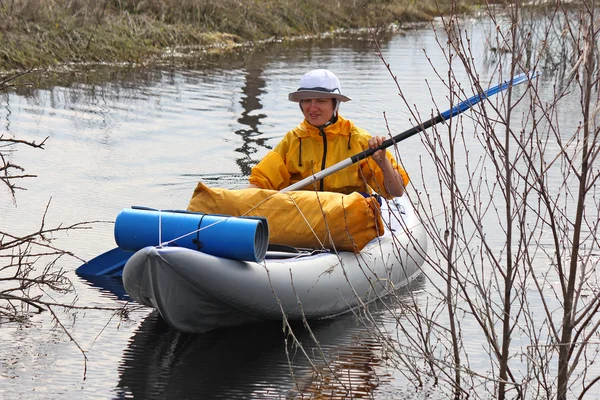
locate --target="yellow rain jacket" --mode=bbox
[248,115,409,199]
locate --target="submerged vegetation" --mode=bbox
[0,0,468,72]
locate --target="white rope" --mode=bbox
[160,217,233,246]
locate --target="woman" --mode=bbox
[248,69,408,199]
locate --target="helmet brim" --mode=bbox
[288,90,352,102]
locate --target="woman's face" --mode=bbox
[300,98,335,127]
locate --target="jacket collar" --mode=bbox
[295,114,353,138]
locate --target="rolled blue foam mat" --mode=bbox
[114,207,269,262]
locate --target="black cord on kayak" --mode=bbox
[192,214,206,251]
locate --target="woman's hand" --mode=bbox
[368,135,404,197]
[368,136,387,166]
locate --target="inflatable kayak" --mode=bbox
[122,195,427,333]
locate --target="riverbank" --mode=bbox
[0,0,471,73]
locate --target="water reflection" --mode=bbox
[292,336,387,399]
[234,65,269,176]
[116,314,382,399]
[77,275,130,302]
[1,93,11,132]
[116,275,426,399]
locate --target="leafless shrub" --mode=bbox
[359,0,600,399]
[1,73,129,374]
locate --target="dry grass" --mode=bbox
[0,0,467,72]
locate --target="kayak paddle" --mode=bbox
[76,247,133,277]
[75,71,538,277]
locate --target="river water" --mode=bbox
[0,15,597,399]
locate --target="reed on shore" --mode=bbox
[0,0,467,72]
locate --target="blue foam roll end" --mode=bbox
[114,208,269,262]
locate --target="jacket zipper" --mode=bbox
[319,129,327,191]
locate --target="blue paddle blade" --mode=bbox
[440,71,539,120]
[75,247,133,277]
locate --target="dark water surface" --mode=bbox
[0,16,591,399]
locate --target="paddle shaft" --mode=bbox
[282,72,537,193]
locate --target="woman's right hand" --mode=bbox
[368,136,388,166]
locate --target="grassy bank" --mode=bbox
[0,0,468,73]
